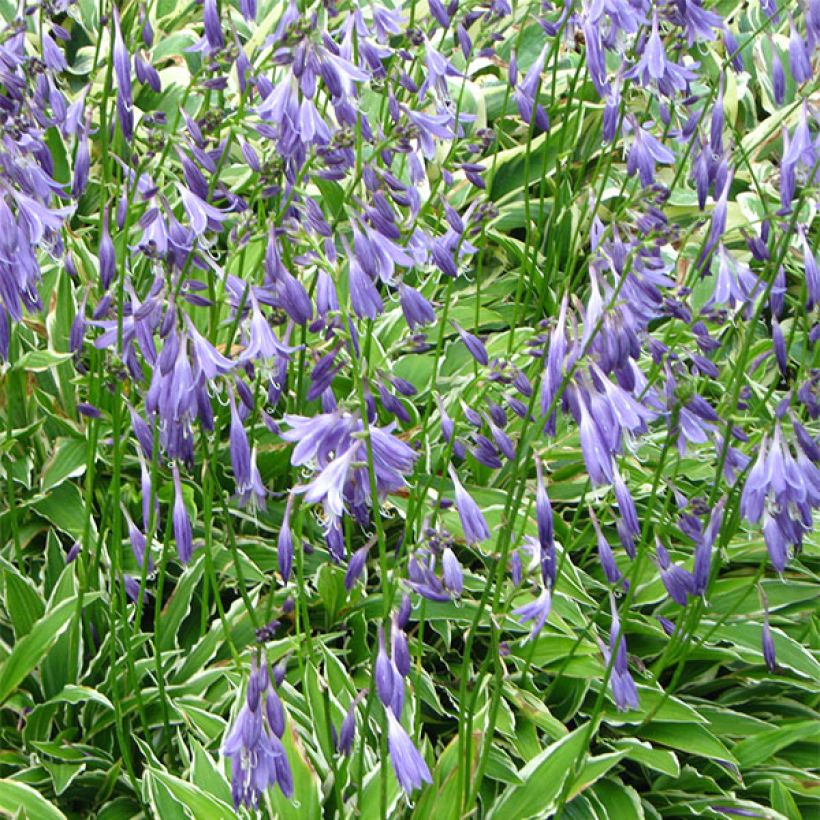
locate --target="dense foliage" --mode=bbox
[0,0,817,817]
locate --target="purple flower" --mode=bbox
[385,708,431,793]
[391,616,411,677]
[66,541,82,563]
[771,41,786,106]
[448,464,490,544]
[399,284,435,329]
[349,255,384,319]
[626,121,676,187]
[762,613,777,673]
[601,597,639,711]
[123,574,144,604]
[780,105,817,213]
[203,0,225,51]
[172,463,193,564]
[612,463,639,547]
[441,547,463,596]
[112,10,132,106]
[656,541,695,605]
[223,670,293,808]
[578,395,614,485]
[798,225,820,310]
[338,691,366,756]
[278,496,294,582]
[693,499,724,595]
[707,244,764,311]
[453,322,489,366]
[177,184,229,236]
[513,45,549,131]
[788,18,812,84]
[375,627,395,707]
[124,508,151,571]
[99,210,116,291]
[535,456,556,587]
[345,544,369,590]
[591,510,621,585]
[625,14,699,92]
[229,390,266,509]
[512,585,552,641]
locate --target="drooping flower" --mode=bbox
[600,596,639,711]
[172,463,193,564]
[656,541,695,605]
[447,464,491,544]
[625,119,676,187]
[624,14,699,93]
[223,660,293,808]
[762,606,777,673]
[590,509,622,585]
[385,708,432,793]
[693,498,724,595]
[512,585,552,641]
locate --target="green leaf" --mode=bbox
[2,563,44,638]
[149,769,235,819]
[31,482,93,541]
[733,721,820,769]
[42,759,85,796]
[637,723,737,770]
[159,556,205,651]
[0,594,86,705]
[769,780,802,820]
[589,780,644,819]
[0,779,67,819]
[13,349,73,373]
[40,438,87,492]
[191,741,233,807]
[610,739,679,777]
[565,750,629,801]
[488,723,591,819]
[703,620,820,681]
[602,686,708,726]
[47,684,113,711]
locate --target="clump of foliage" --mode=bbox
[0,0,817,817]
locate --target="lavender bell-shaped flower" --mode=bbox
[278,496,294,582]
[345,544,369,590]
[375,627,395,708]
[338,690,366,756]
[693,498,724,596]
[385,706,432,793]
[453,321,489,366]
[447,464,490,544]
[98,209,116,291]
[762,603,777,674]
[656,541,695,605]
[441,546,463,596]
[612,463,639,558]
[512,584,552,642]
[602,597,639,711]
[229,389,267,509]
[590,509,621,585]
[535,456,556,587]
[222,659,294,808]
[172,462,193,564]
